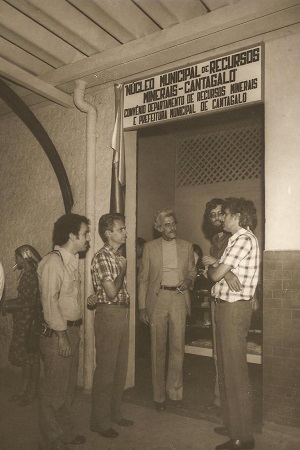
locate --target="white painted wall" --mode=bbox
[265,33,300,250]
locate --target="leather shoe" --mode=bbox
[64,435,86,445]
[214,427,229,436]
[215,439,255,450]
[115,418,134,427]
[168,399,182,408]
[97,428,119,438]
[154,401,166,411]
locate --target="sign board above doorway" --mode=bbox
[123,44,263,129]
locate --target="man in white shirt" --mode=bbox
[138,209,196,411]
[38,213,90,450]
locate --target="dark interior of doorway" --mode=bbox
[125,104,264,429]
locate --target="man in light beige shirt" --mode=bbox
[38,213,90,450]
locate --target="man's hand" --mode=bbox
[177,278,192,292]
[87,294,98,307]
[224,271,242,292]
[202,256,218,267]
[117,256,127,273]
[57,331,71,358]
[139,308,149,325]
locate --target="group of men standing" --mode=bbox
[37,195,259,450]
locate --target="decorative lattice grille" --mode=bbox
[176,125,263,186]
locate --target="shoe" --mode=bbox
[115,418,134,427]
[215,439,255,450]
[154,401,166,412]
[168,399,182,408]
[91,428,118,438]
[206,403,221,415]
[64,435,86,445]
[214,427,229,436]
[18,393,37,406]
[10,389,27,401]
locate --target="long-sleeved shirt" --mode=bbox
[37,245,81,331]
[212,228,259,302]
[91,244,130,306]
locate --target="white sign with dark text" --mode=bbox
[123,45,262,129]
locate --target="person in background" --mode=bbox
[202,198,231,412]
[88,213,133,439]
[0,261,4,299]
[136,237,146,275]
[138,209,196,411]
[38,213,90,450]
[3,245,41,406]
[192,243,211,325]
[207,197,259,450]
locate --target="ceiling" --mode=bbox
[0,0,238,117]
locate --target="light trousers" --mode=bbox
[150,290,187,403]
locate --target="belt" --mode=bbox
[214,298,247,304]
[98,303,129,308]
[214,298,228,304]
[160,285,177,291]
[67,319,82,327]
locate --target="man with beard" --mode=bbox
[202,199,241,413]
[138,209,196,412]
[38,213,90,450]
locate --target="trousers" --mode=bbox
[39,327,80,449]
[90,305,129,431]
[150,290,187,403]
[215,300,253,441]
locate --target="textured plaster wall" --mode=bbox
[265,33,300,250]
[0,102,87,370]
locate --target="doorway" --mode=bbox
[125,104,264,425]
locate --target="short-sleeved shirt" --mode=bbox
[212,228,259,302]
[91,244,130,306]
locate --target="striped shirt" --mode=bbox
[212,228,259,302]
[91,244,130,306]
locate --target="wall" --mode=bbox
[0,104,87,370]
[263,33,300,427]
[265,33,300,250]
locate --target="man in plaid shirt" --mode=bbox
[207,197,259,450]
[87,213,133,439]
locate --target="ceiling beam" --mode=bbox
[0,57,74,108]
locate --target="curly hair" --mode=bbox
[203,198,225,238]
[53,214,89,246]
[153,209,177,231]
[98,213,125,243]
[224,197,257,231]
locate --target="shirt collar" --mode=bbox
[229,227,252,243]
[54,245,78,266]
[103,243,119,258]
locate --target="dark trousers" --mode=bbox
[39,327,80,449]
[215,300,253,442]
[90,305,129,431]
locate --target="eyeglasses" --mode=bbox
[209,212,223,219]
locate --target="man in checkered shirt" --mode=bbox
[207,197,259,450]
[87,213,133,439]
